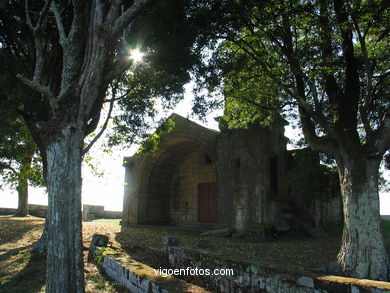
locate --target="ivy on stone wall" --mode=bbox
[137,118,176,155]
[287,149,340,201]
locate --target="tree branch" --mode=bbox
[367,108,390,156]
[51,1,67,46]
[298,106,337,155]
[82,91,115,156]
[318,0,343,106]
[105,0,155,37]
[16,74,58,110]
[334,0,360,126]
[25,0,51,32]
[35,0,51,32]
[24,0,33,29]
[104,57,133,82]
[234,94,278,112]
[66,0,87,47]
[0,162,18,175]
[24,1,51,84]
[351,14,373,136]
[32,37,45,83]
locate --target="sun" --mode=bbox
[130,48,144,63]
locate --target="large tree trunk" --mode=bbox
[337,155,389,281]
[16,156,33,217]
[45,125,84,292]
[32,219,48,254]
[16,177,28,217]
[31,205,49,254]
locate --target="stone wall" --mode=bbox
[81,205,121,221]
[170,149,216,225]
[0,207,20,215]
[0,204,121,220]
[121,113,343,234]
[286,148,343,229]
[122,113,219,226]
[166,244,390,293]
[215,122,287,233]
[92,246,210,293]
[0,204,47,217]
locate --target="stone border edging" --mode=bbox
[93,247,210,293]
[166,245,390,293]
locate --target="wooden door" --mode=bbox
[198,182,217,222]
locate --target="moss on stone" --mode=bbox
[317,275,390,290]
[100,246,210,292]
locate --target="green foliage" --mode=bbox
[82,154,105,178]
[191,0,389,143]
[0,116,44,190]
[94,247,106,265]
[287,149,340,201]
[108,0,211,148]
[248,257,267,273]
[381,220,390,240]
[0,1,46,190]
[136,118,176,155]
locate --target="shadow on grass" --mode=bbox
[0,216,44,247]
[0,248,46,293]
[0,245,32,264]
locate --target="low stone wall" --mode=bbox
[0,207,17,215]
[0,204,47,217]
[82,205,122,221]
[0,204,121,220]
[92,246,210,293]
[166,245,390,293]
[28,204,48,217]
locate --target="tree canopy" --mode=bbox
[0,0,215,291]
[191,0,390,280]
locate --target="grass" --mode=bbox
[0,215,124,293]
[117,225,342,272]
[0,216,389,292]
[92,218,121,225]
[117,220,390,273]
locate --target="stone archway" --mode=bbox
[122,114,219,226]
[141,138,217,225]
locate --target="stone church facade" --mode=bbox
[122,113,341,233]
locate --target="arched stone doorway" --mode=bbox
[122,114,219,226]
[142,139,217,225]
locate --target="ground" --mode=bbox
[0,216,125,293]
[0,216,389,292]
[117,225,343,272]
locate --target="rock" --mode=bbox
[297,276,314,288]
[88,234,109,263]
[91,234,109,247]
[231,232,246,239]
[163,236,179,247]
[196,239,209,248]
[325,262,342,274]
[200,228,232,237]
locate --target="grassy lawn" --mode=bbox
[0,216,124,293]
[117,220,390,273]
[117,225,342,272]
[0,216,389,292]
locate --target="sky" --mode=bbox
[0,83,389,214]
[0,83,222,212]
